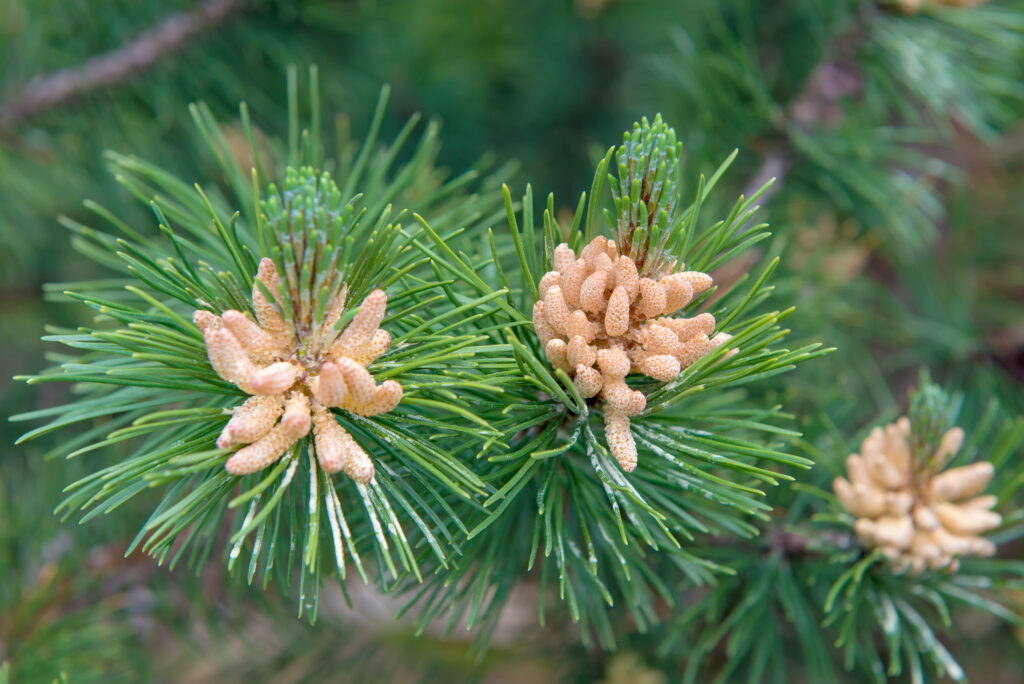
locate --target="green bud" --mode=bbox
[632,225,647,255]
[314,284,330,325]
[609,114,685,276]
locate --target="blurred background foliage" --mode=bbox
[2,0,1022,681]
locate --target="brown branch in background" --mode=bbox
[741,146,787,206]
[0,0,243,128]
[740,9,871,204]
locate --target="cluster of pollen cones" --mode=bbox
[194,258,402,483]
[834,418,1001,573]
[533,236,732,472]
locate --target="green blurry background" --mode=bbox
[2,0,1022,680]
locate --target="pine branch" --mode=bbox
[12,71,512,616]
[0,0,244,128]
[392,116,831,653]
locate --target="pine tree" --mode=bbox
[4,1,1023,682]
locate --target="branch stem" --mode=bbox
[0,0,243,127]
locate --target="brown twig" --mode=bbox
[703,525,851,558]
[740,8,873,205]
[0,0,244,128]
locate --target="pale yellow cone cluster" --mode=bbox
[533,236,732,472]
[834,418,1002,573]
[194,258,401,483]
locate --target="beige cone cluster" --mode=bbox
[533,236,732,472]
[834,417,1002,573]
[194,258,401,483]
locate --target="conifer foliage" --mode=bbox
[14,72,514,617]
